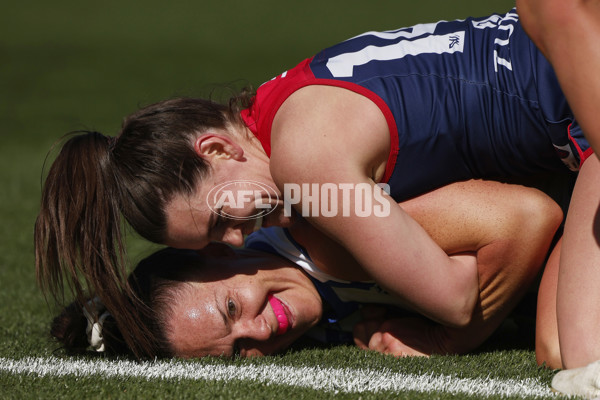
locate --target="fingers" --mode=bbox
[368,331,428,357]
[381,332,430,357]
[354,317,433,358]
[353,318,384,349]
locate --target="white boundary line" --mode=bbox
[0,356,555,398]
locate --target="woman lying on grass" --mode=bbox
[51,180,562,358]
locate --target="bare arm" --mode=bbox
[289,178,562,354]
[517,0,600,154]
[272,85,478,327]
[354,179,563,355]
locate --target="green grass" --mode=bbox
[0,0,574,398]
[0,347,563,399]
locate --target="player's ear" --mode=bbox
[193,134,244,161]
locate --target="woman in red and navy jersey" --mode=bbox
[35,8,598,369]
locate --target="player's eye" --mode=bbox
[227,298,236,317]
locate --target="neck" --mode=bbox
[243,126,270,160]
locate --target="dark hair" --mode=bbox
[51,248,206,358]
[35,94,252,358]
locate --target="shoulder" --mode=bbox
[269,85,390,184]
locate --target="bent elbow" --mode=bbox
[521,192,563,240]
[439,290,476,328]
[438,257,478,328]
[447,301,474,329]
[419,293,474,328]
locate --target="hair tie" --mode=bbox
[82,297,111,352]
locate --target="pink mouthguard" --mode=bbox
[268,294,289,335]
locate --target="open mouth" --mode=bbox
[267,294,289,335]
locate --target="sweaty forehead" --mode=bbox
[167,281,233,358]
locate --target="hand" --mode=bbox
[353,312,440,357]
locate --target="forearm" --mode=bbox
[314,194,479,327]
[399,180,562,340]
[437,212,562,353]
[517,0,600,54]
[518,0,600,153]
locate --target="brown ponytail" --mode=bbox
[35,97,242,358]
[35,131,123,300]
[35,130,148,355]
